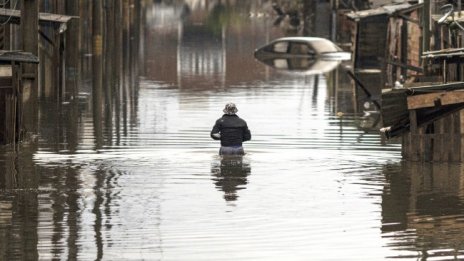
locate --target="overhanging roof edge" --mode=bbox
[0,8,78,26]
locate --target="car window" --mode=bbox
[273,42,288,53]
[273,59,288,69]
[289,43,314,55]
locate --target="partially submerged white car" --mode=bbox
[254,37,351,75]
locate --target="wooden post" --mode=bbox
[402,132,411,160]
[80,0,94,86]
[0,0,10,50]
[115,0,123,142]
[104,0,115,135]
[20,0,39,140]
[13,62,20,147]
[20,0,38,73]
[451,112,461,161]
[64,0,80,152]
[129,0,137,116]
[422,0,430,53]
[409,109,419,161]
[139,0,146,76]
[92,0,103,148]
[433,119,444,161]
[461,111,464,161]
[401,17,408,79]
[65,0,80,101]
[49,1,57,100]
[58,1,65,101]
[131,0,141,113]
[122,0,130,136]
[330,0,338,42]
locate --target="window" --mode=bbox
[273,42,289,53]
[289,43,314,55]
[273,59,288,69]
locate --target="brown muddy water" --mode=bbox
[2,2,464,260]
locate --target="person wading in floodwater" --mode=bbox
[211,103,251,155]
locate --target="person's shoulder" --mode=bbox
[237,116,248,124]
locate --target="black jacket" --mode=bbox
[211,114,251,147]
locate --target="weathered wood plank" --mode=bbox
[433,118,444,161]
[450,113,460,161]
[406,81,464,91]
[441,118,449,161]
[402,133,410,160]
[346,3,413,20]
[407,110,418,161]
[0,51,38,64]
[460,111,464,161]
[407,91,464,109]
[0,8,76,25]
[410,109,417,133]
[423,128,432,161]
[381,89,408,127]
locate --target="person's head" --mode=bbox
[223,103,238,115]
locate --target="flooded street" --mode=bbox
[2,2,464,260]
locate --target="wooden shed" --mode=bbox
[0,8,76,101]
[380,31,464,161]
[346,3,416,113]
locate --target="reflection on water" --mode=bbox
[382,162,464,259]
[0,1,463,260]
[211,156,251,202]
[0,147,38,260]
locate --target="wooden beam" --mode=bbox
[20,1,38,57]
[92,0,103,149]
[423,47,464,55]
[407,91,464,109]
[397,13,420,25]
[386,59,423,73]
[422,0,430,52]
[345,69,381,110]
[0,8,76,26]
[20,0,39,139]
